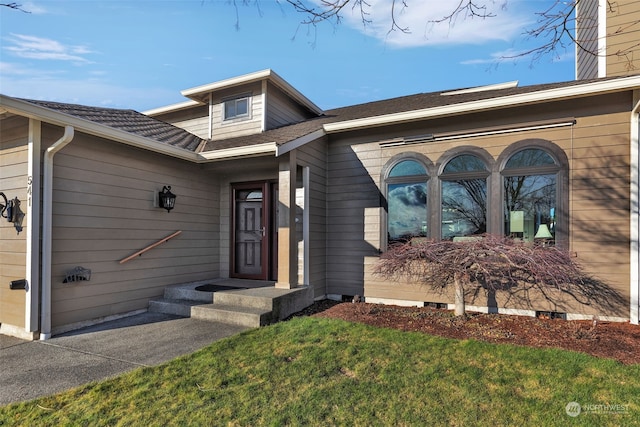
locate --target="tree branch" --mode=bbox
[1,2,30,12]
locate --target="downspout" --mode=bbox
[40,126,74,340]
[631,95,640,325]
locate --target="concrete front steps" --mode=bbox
[148,279,314,328]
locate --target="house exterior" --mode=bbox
[1,1,639,340]
[576,0,640,79]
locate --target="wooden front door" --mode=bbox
[231,182,275,280]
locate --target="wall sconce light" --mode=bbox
[159,186,176,213]
[0,192,24,233]
[0,192,14,222]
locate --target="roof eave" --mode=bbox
[181,69,324,116]
[324,75,640,133]
[142,99,203,116]
[0,95,203,163]
[276,129,326,156]
[199,142,277,161]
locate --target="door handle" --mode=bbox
[248,227,266,237]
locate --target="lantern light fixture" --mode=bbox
[159,186,176,213]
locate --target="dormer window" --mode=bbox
[223,95,250,121]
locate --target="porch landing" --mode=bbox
[149,279,314,328]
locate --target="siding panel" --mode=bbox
[0,116,29,329]
[576,0,600,79]
[266,83,314,129]
[606,0,640,76]
[296,136,328,298]
[326,95,631,318]
[210,83,263,141]
[45,127,221,331]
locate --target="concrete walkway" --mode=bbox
[0,312,249,406]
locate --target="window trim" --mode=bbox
[436,147,495,240]
[381,153,434,250]
[498,139,569,248]
[378,140,568,251]
[223,94,252,122]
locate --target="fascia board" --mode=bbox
[324,76,640,133]
[182,69,324,115]
[267,71,324,115]
[142,100,203,116]
[181,69,273,97]
[200,142,277,161]
[276,129,326,156]
[440,80,519,96]
[1,95,202,162]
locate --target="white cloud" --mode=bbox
[460,47,575,66]
[339,0,532,48]
[4,34,94,63]
[460,48,526,65]
[0,66,183,110]
[21,2,49,14]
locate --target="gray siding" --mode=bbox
[0,115,29,329]
[576,0,600,79]
[210,83,263,141]
[151,105,210,139]
[266,83,314,130]
[296,136,328,299]
[326,139,382,297]
[46,125,221,330]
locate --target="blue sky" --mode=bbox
[0,1,575,112]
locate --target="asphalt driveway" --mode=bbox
[0,313,249,406]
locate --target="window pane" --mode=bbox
[441,179,486,240]
[504,174,556,242]
[224,102,236,119]
[388,182,427,242]
[236,98,248,116]
[389,160,427,177]
[224,97,249,120]
[443,154,487,174]
[505,149,555,169]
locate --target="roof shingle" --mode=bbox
[22,99,204,151]
[202,76,624,152]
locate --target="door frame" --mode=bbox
[230,181,277,280]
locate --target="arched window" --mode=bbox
[440,154,489,240]
[502,148,560,243]
[385,159,429,244]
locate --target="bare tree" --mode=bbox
[277,0,495,34]
[1,2,29,12]
[374,234,625,317]
[257,0,638,65]
[507,0,639,66]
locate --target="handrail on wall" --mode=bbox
[119,230,182,264]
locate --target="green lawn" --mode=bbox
[1,317,638,426]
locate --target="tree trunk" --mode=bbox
[454,275,465,316]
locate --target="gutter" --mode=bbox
[631,93,640,325]
[40,126,74,340]
[199,142,276,161]
[0,96,202,163]
[324,76,640,133]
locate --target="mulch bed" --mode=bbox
[291,300,640,365]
